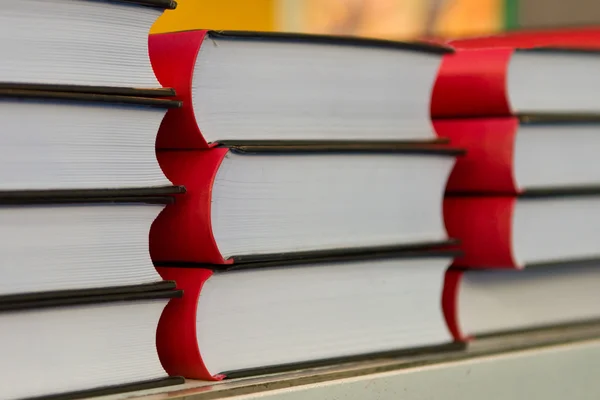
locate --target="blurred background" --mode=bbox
[150,0,600,40]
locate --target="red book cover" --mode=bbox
[151,30,453,148]
[155,267,223,381]
[444,197,519,269]
[433,44,600,118]
[434,118,519,194]
[431,47,513,118]
[157,260,462,379]
[152,147,458,265]
[441,269,469,341]
[150,149,230,265]
[150,30,211,149]
[449,27,600,50]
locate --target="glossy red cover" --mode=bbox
[441,269,469,341]
[450,27,600,49]
[434,118,519,194]
[431,48,513,118]
[444,197,520,268]
[156,267,224,381]
[150,149,231,264]
[149,30,210,149]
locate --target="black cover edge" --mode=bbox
[0,196,175,206]
[156,241,462,271]
[446,186,600,198]
[25,376,185,400]
[217,139,451,146]
[207,30,453,54]
[0,281,176,305]
[434,113,600,124]
[221,341,465,379]
[519,113,600,125]
[454,255,600,271]
[519,46,600,56]
[0,89,181,109]
[0,186,185,204]
[0,83,176,98]
[525,255,600,269]
[520,187,600,198]
[472,319,600,341]
[84,0,177,10]
[215,140,464,156]
[0,288,183,312]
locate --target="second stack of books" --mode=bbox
[149,29,465,379]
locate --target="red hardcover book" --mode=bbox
[431,47,600,118]
[449,26,600,50]
[445,194,600,269]
[156,251,458,380]
[149,30,452,149]
[442,263,600,341]
[435,116,600,194]
[151,147,457,264]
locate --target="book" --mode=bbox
[443,261,600,340]
[149,30,453,149]
[435,115,600,194]
[0,288,183,400]
[151,145,460,265]
[0,197,176,301]
[156,250,460,380]
[0,89,181,192]
[0,0,177,94]
[444,194,600,268]
[431,47,600,118]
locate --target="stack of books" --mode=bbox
[1,0,186,398]
[148,30,465,380]
[432,44,600,340]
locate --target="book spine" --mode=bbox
[441,269,469,341]
[434,117,519,194]
[431,48,513,118]
[151,149,229,264]
[155,267,222,380]
[150,30,210,149]
[444,197,519,268]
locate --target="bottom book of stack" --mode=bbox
[155,249,463,380]
[3,287,183,400]
[443,261,600,340]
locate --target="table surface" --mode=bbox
[94,322,600,400]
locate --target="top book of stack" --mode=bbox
[0,0,176,96]
[149,30,454,149]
